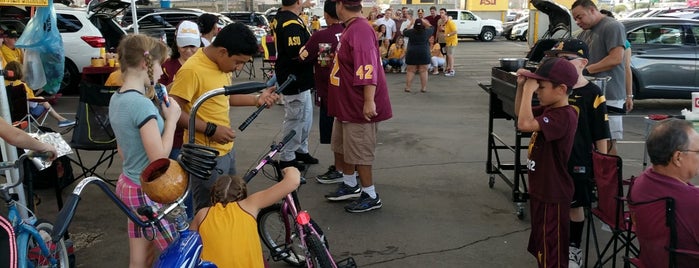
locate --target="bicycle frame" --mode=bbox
[1,153,67,268]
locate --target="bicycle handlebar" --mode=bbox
[238,74,296,131]
[242,130,296,183]
[0,151,53,194]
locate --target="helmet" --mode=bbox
[140,158,188,204]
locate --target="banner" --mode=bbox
[0,0,48,6]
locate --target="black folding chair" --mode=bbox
[68,82,119,185]
[235,58,256,80]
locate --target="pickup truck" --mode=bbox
[446,10,503,42]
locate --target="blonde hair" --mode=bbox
[116,34,168,99]
[210,175,248,207]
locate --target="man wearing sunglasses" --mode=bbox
[545,39,611,268]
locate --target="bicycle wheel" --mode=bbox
[305,234,334,268]
[257,204,305,266]
[27,219,70,268]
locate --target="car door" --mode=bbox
[458,11,480,35]
[628,23,696,94]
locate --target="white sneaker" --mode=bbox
[568,246,583,268]
[444,70,455,77]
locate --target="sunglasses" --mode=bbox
[558,55,582,61]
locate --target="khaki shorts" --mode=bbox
[331,120,378,166]
[445,45,455,56]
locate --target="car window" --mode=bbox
[687,26,699,45]
[160,13,199,27]
[447,11,456,20]
[56,13,82,33]
[628,24,684,45]
[461,11,476,21]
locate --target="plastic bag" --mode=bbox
[16,1,65,94]
[22,50,47,90]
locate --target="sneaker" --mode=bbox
[444,70,455,77]
[325,183,360,201]
[316,166,343,184]
[295,152,319,164]
[568,246,583,268]
[344,192,382,213]
[58,120,75,128]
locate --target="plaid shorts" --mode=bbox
[116,174,175,251]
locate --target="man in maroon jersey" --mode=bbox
[299,0,345,184]
[325,0,393,213]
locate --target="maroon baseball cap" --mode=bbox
[331,0,362,6]
[520,57,578,89]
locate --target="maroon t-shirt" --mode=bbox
[328,17,392,123]
[526,105,578,203]
[301,23,344,101]
[158,58,182,86]
[425,15,440,37]
[630,168,699,268]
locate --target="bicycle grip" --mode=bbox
[238,75,297,131]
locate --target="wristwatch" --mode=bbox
[627,94,634,99]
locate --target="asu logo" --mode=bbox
[553,41,565,51]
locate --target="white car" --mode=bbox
[509,22,528,41]
[1,1,127,94]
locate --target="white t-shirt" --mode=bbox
[375,17,397,40]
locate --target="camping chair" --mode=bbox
[68,82,119,185]
[626,196,699,268]
[585,150,638,268]
[235,58,256,80]
[6,84,51,132]
[260,34,276,81]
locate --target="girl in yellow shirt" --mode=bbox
[190,167,301,268]
[386,38,406,73]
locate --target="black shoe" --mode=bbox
[279,160,305,171]
[295,152,319,164]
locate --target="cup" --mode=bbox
[108,58,116,67]
[693,92,699,113]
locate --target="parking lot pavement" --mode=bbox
[22,38,692,267]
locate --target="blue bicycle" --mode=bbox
[1,152,70,268]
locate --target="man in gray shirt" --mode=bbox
[573,0,630,155]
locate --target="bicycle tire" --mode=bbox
[257,204,305,267]
[305,234,334,268]
[27,219,70,268]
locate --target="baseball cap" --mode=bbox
[545,39,589,59]
[176,21,201,47]
[6,30,20,38]
[331,0,362,7]
[520,57,578,89]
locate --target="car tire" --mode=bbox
[61,59,80,95]
[480,28,496,42]
[519,30,527,41]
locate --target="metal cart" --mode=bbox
[478,67,532,219]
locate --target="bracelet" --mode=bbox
[627,94,634,99]
[255,94,261,108]
[204,122,217,137]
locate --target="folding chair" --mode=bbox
[68,82,119,185]
[234,58,256,80]
[585,150,637,268]
[626,196,699,268]
[6,83,50,132]
[260,34,276,81]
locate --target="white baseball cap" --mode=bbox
[176,20,201,47]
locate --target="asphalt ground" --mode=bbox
[6,37,693,267]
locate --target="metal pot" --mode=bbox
[499,58,528,72]
[585,76,612,94]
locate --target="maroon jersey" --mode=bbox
[328,17,392,123]
[526,105,578,203]
[158,58,182,86]
[300,23,344,101]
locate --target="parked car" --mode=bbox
[446,9,503,41]
[503,15,528,40]
[621,17,699,99]
[509,22,528,41]
[220,12,268,49]
[1,1,127,94]
[657,11,699,20]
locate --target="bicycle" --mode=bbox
[50,79,295,267]
[0,151,71,268]
[243,134,357,268]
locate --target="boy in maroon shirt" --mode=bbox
[515,57,579,267]
[325,0,393,213]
